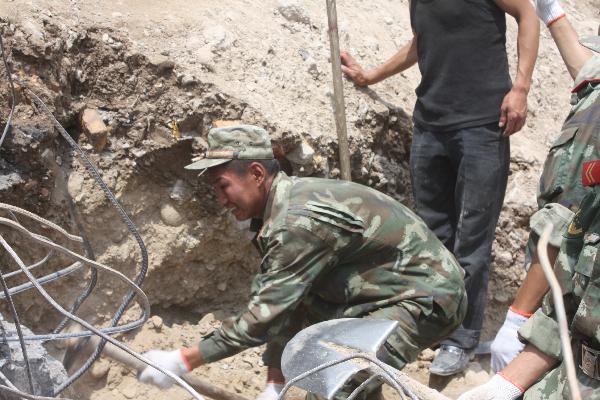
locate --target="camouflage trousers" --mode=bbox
[263,293,467,400]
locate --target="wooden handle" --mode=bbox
[84,338,251,400]
[326,0,352,181]
[392,371,451,400]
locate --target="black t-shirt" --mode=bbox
[410,0,512,131]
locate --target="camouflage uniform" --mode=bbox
[198,172,467,372]
[528,53,600,253]
[519,183,600,399]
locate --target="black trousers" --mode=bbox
[410,122,510,349]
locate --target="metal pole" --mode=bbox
[326,0,352,181]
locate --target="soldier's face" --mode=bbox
[208,165,266,221]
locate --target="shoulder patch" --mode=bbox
[582,160,600,187]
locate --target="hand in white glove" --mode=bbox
[490,308,530,373]
[256,382,285,400]
[457,374,524,400]
[534,0,566,26]
[138,349,191,389]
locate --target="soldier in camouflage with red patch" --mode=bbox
[490,0,600,373]
[137,124,467,399]
[459,160,600,400]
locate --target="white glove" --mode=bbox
[256,383,285,400]
[534,0,566,26]
[457,374,523,400]
[490,308,529,373]
[138,349,190,389]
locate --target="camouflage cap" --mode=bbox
[185,124,274,171]
[581,36,600,53]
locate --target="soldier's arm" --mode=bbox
[195,226,338,365]
[546,17,594,80]
[534,0,593,80]
[510,246,559,314]
[500,344,559,391]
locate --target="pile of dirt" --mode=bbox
[0,0,598,398]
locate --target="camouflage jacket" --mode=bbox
[198,172,465,363]
[520,185,600,398]
[531,55,600,248]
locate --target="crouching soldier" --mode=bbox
[138,125,467,399]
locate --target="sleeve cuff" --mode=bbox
[529,203,574,248]
[198,332,243,364]
[518,309,563,359]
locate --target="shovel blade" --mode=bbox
[281,318,398,399]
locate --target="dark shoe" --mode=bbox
[429,345,473,376]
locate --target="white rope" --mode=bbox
[537,223,582,400]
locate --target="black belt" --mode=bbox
[580,342,600,380]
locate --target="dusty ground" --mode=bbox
[0,0,598,399]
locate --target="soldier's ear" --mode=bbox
[248,162,267,186]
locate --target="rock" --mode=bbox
[217,282,227,291]
[109,41,124,50]
[0,172,24,192]
[0,319,68,396]
[277,0,310,24]
[169,180,191,204]
[203,25,233,52]
[147,53,175,74]
[160,203,183,226]
[307,59,320,79]
[67,171,84,198]
[157,60,176,74]
[180,74,197,87]
[111,228,126,243]
[81,109,110,151]
[151,315,163,331]
[20,19,45,51]
[90,359,111,379]
[120,382,137,399]
[494,250,513,268]
[418,348,435,361]
[287,140,315,166]
[494,291,510,303]
[197,45,215,68]
[298,48,310,61]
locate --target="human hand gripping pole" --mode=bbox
[256,367,285,400]
[534,0,566,26]
[256,383,284,400]
[87,337,250,400]
[340,52,372,87]
[138,349,191,389]
[457,374,524,400]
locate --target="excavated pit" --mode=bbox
[0,12,542,400]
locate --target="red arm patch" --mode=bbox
[582,160,600,187]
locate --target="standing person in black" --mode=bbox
[341,0,539,376]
